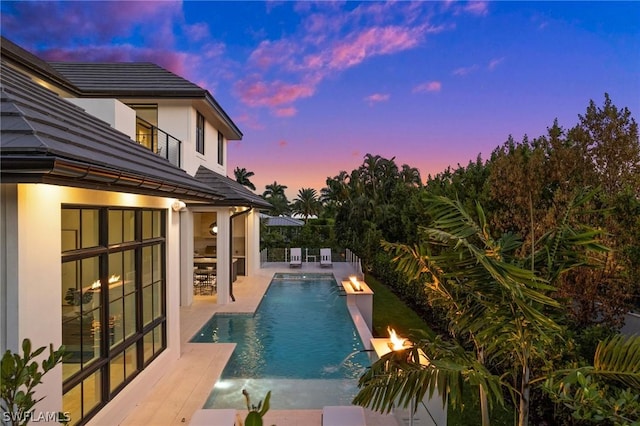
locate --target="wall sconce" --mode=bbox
[209,222,218,235]
[171,200,186,212]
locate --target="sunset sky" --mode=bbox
[2,1,638,199]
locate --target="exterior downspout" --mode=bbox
[229,207,253,302]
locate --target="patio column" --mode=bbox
[216,208,231,304]
[179,208,194,306]
[246,209,260,276]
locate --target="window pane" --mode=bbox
[81,257,100,308]
[153,281,162,320]
[108,253,123,302]
[153,324,164,355]
[61,209,80,251]
[62,314,81,381]
[143,331,153,363]
[83,370,102,415]
[123,210,135,242]
[142,246,152,286]
[142,285,152,326]
[82,308,101,368]
[63,383,82,426]
[108,210,123,245]
[123,250,136,295]
[62,261,78,311]
[152,245,162,282]
[125,344,138,379]
[142,211,152,239]
[110,352,125,393]
[109,301,123,348]
[152,210,161,238]
[124,293,137,338]
[81,209,99,248]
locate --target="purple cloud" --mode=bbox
[413,81,442,93]
[365,93,390,105]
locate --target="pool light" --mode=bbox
[349,275,363,292]
[387,327,407,351]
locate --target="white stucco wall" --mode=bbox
[66,98,137,140]
[4,183,182,425]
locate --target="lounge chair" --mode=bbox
[320,248,332,268]
[290,247,302,268]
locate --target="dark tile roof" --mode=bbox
[194,166,272,209]
[49,61,243,140]
[260,214,304,227]
[0,60,224,202]
[49,62,205,97]
[0,37,78,94]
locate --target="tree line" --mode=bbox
[235,94,640,424]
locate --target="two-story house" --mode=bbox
[0,37,270,425]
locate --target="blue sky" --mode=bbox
[2,1,638,199]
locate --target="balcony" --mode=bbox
[136,118,181,167]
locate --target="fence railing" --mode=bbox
[136,117,181,167]
[260,247,364,278]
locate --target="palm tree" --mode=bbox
[234,167,256,190]
[399,164,422,187]
[262,181,290,216]
[262,181,287,199]
[353,194,608,426]
[291,188,321,223]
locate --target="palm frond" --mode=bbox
[592,334,640,390]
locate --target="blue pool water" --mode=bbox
[191,273,371,409]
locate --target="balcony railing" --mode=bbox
[136,118,181,167]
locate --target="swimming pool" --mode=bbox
[191,273,372,409]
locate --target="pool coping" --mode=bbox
[119,263,399,426]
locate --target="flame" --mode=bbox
[108,274,121,284]
[349,276,362,291]
[90,280,101,290]
[387,327,407,351]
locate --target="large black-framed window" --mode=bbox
[61,207,166,426]
[217,131,224,165]
[196,112,205,155]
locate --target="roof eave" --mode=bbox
[0,155,225,202]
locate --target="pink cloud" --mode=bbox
[365,93,390,105]
[453,64,479,76]
[274,107,298,117]
[235,78,315,108]
[278,139,288,148]
[462,1,489,16]
[413,81,442,93]
[488,57,505,70]
[2,1,182,48]
[235,112,265,131]
[328,26,423,70]
[249,39,297,70]
[185,23,210,43]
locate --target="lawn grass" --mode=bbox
[365,273,431,338]
[365,273,516,426]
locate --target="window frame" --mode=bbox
[61,206,167,425]
[196,112,205,155]
[217,130,224,165]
